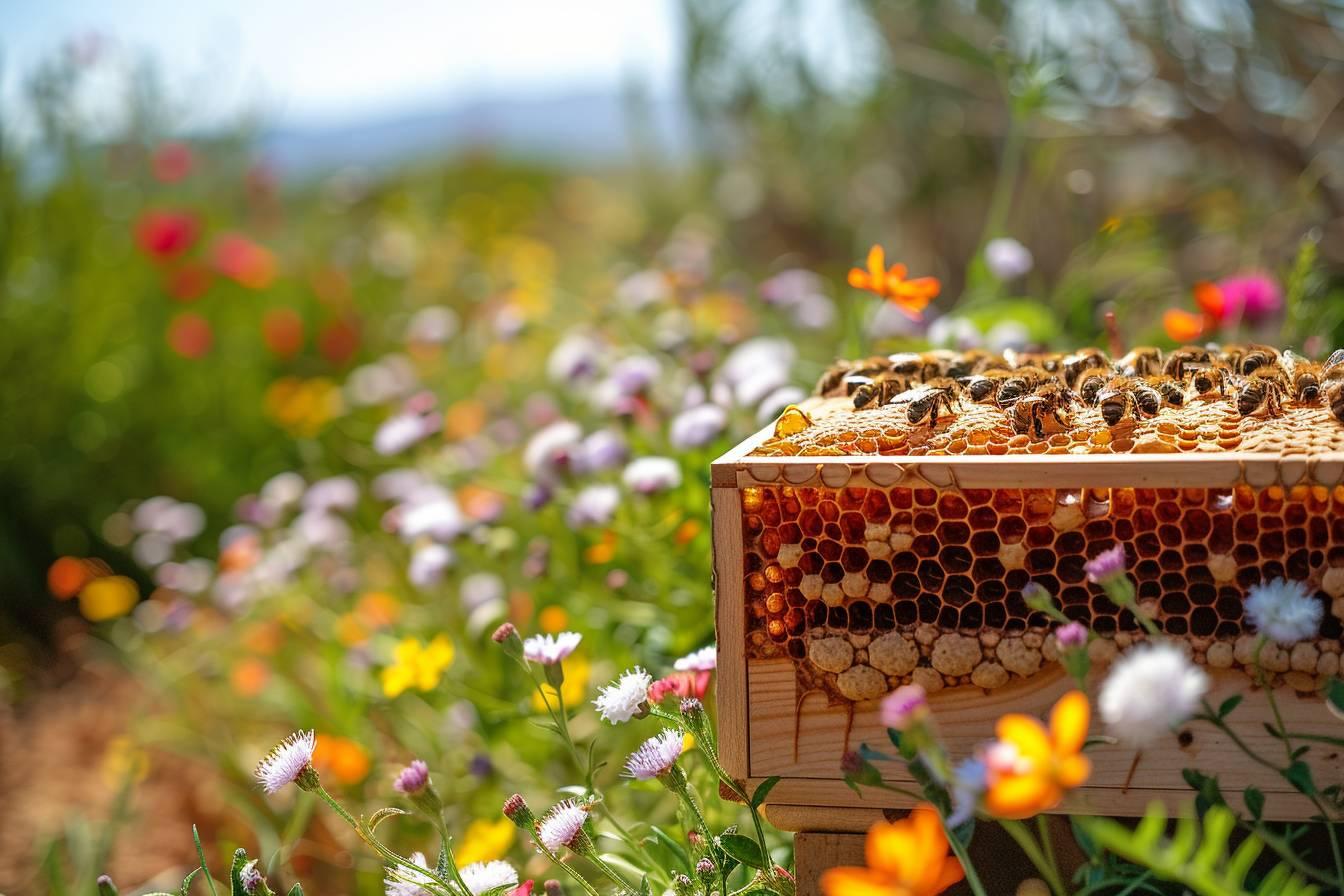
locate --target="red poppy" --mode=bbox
[212,232,277,289]
[167,312,213,359]
[135,209,199,260]
[152,141,194,183]
[165,263,212,302]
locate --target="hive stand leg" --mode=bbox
[793,832,864,896]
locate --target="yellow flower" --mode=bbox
[983,690,1091,819]
[381,634,455,698]
[821,803,963,896]
[78,575,139,621]
[533,655,590,711]
[455,817,514,865]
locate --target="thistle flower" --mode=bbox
[1245,578,1323,645]
[1099,643,1209,746]
[524,632,582,665]
[537,799,591,852]
[622,457,682,495]
[384,851,435,896]
[1085,545,1128,583]
[594,667,653,723]
[673,645,716,672]
[984,237,1034,280]
[460,861,520,896]
[669,403,727,449]
[879,684,928,731]
[695,857,716,879]
[503,793,537,829]
[393,759,430,794]
[1055,621,1088,650]
[255,730,317,793]
[624,729,685,780]
[544,881,563,896]
[239,861,264,895]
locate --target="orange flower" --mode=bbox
[1162,309,1205,343]
[820,803,963,896]
[983,690,1091,819]
[313,734,371,785]
[847,245,940,320]
[1193,281,1225,319]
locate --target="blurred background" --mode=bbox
[4,0,1344,892]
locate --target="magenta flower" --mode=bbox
[1055,621,1088,650]
[1216,272,1283,324]
[879,684,928,731]
[394,759,430,794]
[1085,545,1128,583]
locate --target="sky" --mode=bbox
[2,0,683,129]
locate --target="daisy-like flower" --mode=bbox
[820,804,963,896]
[846,244,941,320]
[673,645,716,672]
[1099,643,1209,746]
[624,729,685,781]
[239,860,264,895]
[622,457,682,495]
[1246,578,1323,645]
[460,860,520,896]
[1084,545,1128,583]
[255,729,317,794]
[394,759,430,794]
[384,851,435,896]
[537,799,590,852]
[593,667,653,723]
[524,632,582,665]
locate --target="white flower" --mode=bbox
[625,729,685,780]
[260,471,306,511]
[459,860,519,896]
[1099,644,1209,746]
[255,730,316,794]
[408,543,454,588]
[985,237,1034,280]
[303,476,359,513]
[756,386,807,424]
[524,632,583,665]
[1246,578,1323,644]
[987,320,1031,352]
[384,851,435,896]
[622,457,682,494]
[524,420,584,479]
[669,403,727,449]
[927,315,982,350]
[406,306,458,344]
[374,413,432,456]
[538,799,590,851]
[566,484,621,528]
[674,645,716,672]
[399,490,468,542]
[547,333,604,382]
[594,667,653,723]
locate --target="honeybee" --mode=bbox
[1077,372,1109,406]
[893,381,961,427]
[1005,349,1067,374]
[942,349,1000,379]
[1061,348,1112,387]
[1145,375,1187,407]
[815,356,889,395]
[1117,347,1164,377]
[1236,367,1290,417]
[852,374,908,410]
[1222,343,1281,376]
[1326,348,1344,375]
[1326,379,1344,424]
[1162,345,1212,380]
[960,368,1016,403]
[1009,384,1073,438]
[1283,351,1323,402]
[1097,377,1160,426]
[994,366,1053,407]
[1189,364,1229,398]
[887,352,944,384]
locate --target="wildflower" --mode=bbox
[374,412,435,456]
[1084,544,1128,583]
[669,403,727,449]
[408,543,454,589]
[313,734,371,785]
[574,430,627,474]
[167,312,213,359]
[457,817,516,865]
[760,269,836,330]
[1213,273,1284,324]
[674,645,716,672]
[984,237,1033,280]
[460,861,520,896]
[394,759,430,794]
[536,799,591,852]
[947,758,987,828]
[384,851,435,896]
[135,209,198,259]
[622,457,682,494]
[547,333,604,382]
[927,315,982,350]
[406,306,459,344]
[303,476,359,513]
[381,635,455,698]
[982,691,1090,818]
[846,244,940,320]
[1246,578,1323,645]
[625,729,685,780]
[1099,643,1209,746]
[543,881,563,896]
[78,575,139,622]
[239,860,264,895]
[212,232,277,289]
[262,307,304,356]
[151,141,194,182]
[524,421,583,480]
[255,730,318,794]
[1163,308,1206,343]
[757,386,808,424]
[594,667,653,723]
[1055,621,1088,650]
[566,485,620,528]
[820,803,963,896]
[695,857,716,880]
[649,670,711,703]
[524,632,582,665]
[503,793,537,829]
[880,684,929,732]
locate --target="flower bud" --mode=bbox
[493,622,525,661]
[840,750,885,790]
[544,880,563,896]
[96,876,119,896]
[695,858,715,880]
[672,874,696,896]
[504,793,537,829]
[1055,621,1088,651]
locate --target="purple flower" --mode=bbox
[624,729,685,780]
[566,484,620,528]
[879,684,928,731]
[1055,621,1088,650]
[524,420,583,480]
[255,730,316,794]
[239,861,264,895]
[669,403,727,449]
[547,333,605,382]
[622,457,682,494]
[1085,545,1128,583]
[984,237,1034,280]
[394,759,431,794]
[575,429,628,474]
[522,482,554,512]
[538,799,591,851]
[374,412,436,456]
[1217,273,1283,324]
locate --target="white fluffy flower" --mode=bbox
[669,403,727,449]
[524,420,584,479]
[255,730,316,794]
[384,850,435,896]
[1246,578,1323,644]
[459,860,519,896]
[1099,644,1209,746]
[303,476,359,513]
[374,413,433,456]
[408,543,454,588]
[538,799,590,851]
[524,631,583,665]
[985,237,1034,280]
[594,667,653,723]
[622,457,682,494]
[674,645,716,672]
[625,729,685,780]
[566,484,620,528]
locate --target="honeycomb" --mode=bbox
[741,478,1344,702]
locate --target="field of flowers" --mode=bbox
[8,4,1344,896]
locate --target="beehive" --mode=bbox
[712,346,1344,831]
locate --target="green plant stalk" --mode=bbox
[938,817,989,896]
[1101,577,1161,638]
[693,742,783,891]
[1001,819,1068,896]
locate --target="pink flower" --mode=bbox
[152,141,194,183]
[1085,545,1128,583]
[393,759,430,794]
[879,684,928,731]
[1055,621,1088,650]
[648,670,711,703]
[135,209,199,260]
[1215,273,1283,324]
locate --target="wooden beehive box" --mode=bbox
[712,353,1344,830]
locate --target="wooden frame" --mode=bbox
[712,417,1344,830]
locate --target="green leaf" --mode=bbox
[1244,786,1265,821]
[1218,695,1244,719]
[751,776,781,808]
[1282,761,1317,796]
[647,826,692,874]
[179,869,199,896]
[192,827,219,896]
[368,807,409,832]
[1326,679,1344,716]
[718,833,766,869]
[1181,769,1225,814]
[286,886,304,896]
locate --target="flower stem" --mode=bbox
[1001,819,1067,896]
[938,817,989,896]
